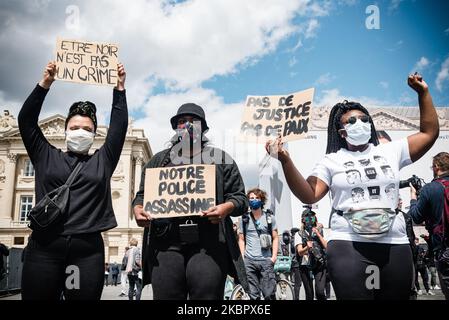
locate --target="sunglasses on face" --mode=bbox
[344,115,371,125]
[177,118,200,125]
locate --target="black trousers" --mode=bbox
[151,244,229,300]
[299,265,327,300]
[415,265,430,292]
[112,274,119,286]
[436,249,449,300]
[128,274,142,300]
[290,266,301,300]
[22,233,104,300]
[327,240,414,300]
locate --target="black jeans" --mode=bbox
[151,244,229,300]
[436,248,449,300]
[327,240,414,300]
[299,265,327,300]
[325,272,332,299]
[290,266,301,300]
[128,274,142,300]
[22,232,104,300]
[112,274,118,286]
[415,265,430,292]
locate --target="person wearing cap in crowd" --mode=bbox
[294,209,328,300]
[132,103,249,299]
[19,61,128,300]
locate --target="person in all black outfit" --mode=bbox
[132,103,249,299]
[19,61,128,300]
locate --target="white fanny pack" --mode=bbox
[334,208,397,239]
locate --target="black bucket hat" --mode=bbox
[170,103,209,132]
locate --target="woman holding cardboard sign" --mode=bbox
[266,73,439,300]
[19,61,128,300]
[132,103,249,300]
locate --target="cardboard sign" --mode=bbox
[55,38,119,86]
[144,165,216,219]
[240,88,315,143]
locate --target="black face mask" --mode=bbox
[283,236,290,244]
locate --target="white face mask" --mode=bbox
[344,120,372,146]
[66,129,95,154]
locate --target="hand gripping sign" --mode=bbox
[55,38,119,86]
[144,165,216,219]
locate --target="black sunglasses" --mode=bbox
[345,115,370,125]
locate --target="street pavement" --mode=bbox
[0,277,445,300]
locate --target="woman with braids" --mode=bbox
[132,103,249,299]
[19,61,128,300]
[266,73,439,299]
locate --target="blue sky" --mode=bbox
[202,0,449,107]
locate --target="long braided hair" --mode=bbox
[326,100,379,154]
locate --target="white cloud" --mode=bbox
[316,88,393,108]
[0,0,357,170]
[379,81,389,89]
[132,86,266,166]
[314,73,335,86]
[388,0,404,13]
[398,92,414,105]
[436,56,449,92]
[304,19,320,39]
[0,0,322,117]
[413,56,430,72]
[289,57,298,67]
[387,40,404,52]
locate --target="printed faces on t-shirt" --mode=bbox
[331,147,399,210]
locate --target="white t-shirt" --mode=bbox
[294,232,310,266]
[310,138,412,244]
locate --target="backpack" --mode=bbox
[242,209,273,244]
[130,247,142,274]
[121,253,128,271]
[434,179,449,250]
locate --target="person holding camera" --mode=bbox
[409,152,449,299]
[266,73,439,299]
[238,188,279,300]
[294,209,327,300]
[19,61,128,300]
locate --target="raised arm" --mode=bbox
[18,61,56,164]
[265,138,329,204]
[101,63,128,170]
[406,73,439,163]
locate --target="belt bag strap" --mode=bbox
[65,162,84,187]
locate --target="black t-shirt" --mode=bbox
[18,85,128,235]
